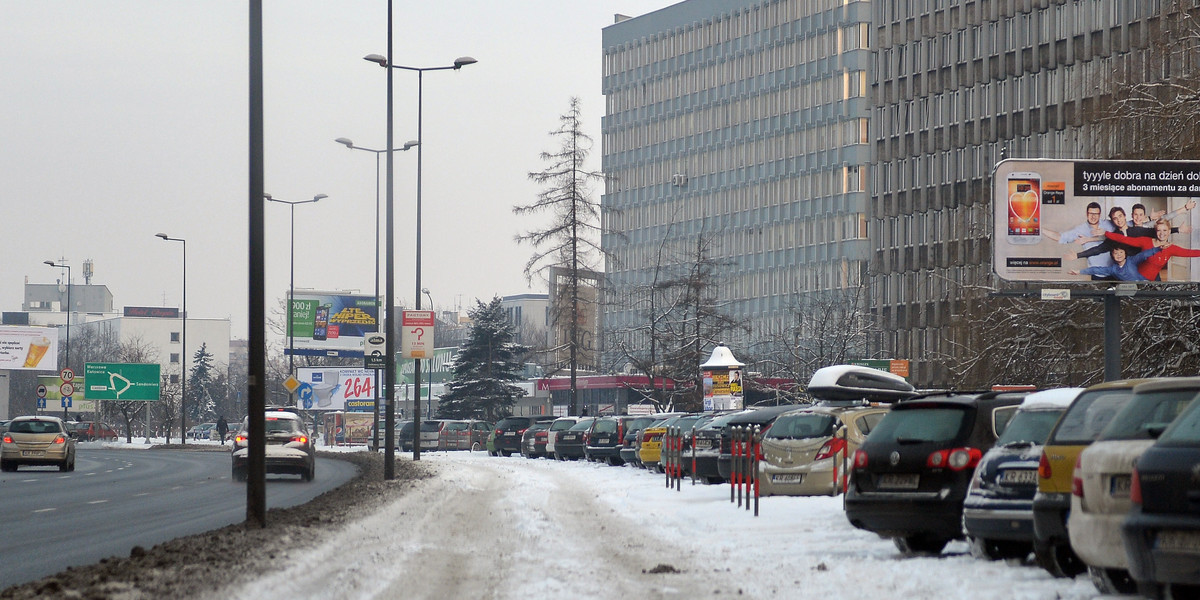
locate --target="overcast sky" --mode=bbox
[1,1,677,339]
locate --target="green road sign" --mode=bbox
[84,363,161,400]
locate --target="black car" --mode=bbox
[617,416,658,467]
[844,391,1024,554]
[691,410,751,484]
[584,416,639,465]
[552,418,596,460]
[1122,383,1200,599]
[521,422,552,458]
[493,416,555,457]
[716,405,809,481]
[962,388,1081,560]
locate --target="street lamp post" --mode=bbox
[422,287,433,418]
[264,193,327,401]
[364,52,476,463]
[333,137,417,451]
[43,261,71,420]
[154,234,186,443]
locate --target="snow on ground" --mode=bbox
[208,449,1115,600]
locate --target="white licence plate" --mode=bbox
[878,473,919,489]
[772,474,804,484]
[595,437,611,444]
[694,439,714,450]
[1110,474,1132,498]
[561,434,577,441]
[21,450,45,457]
[999,469,1038,485]
[1158,530,1200,553]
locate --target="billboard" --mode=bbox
[0,326,59,371]
[38,375,96,412]
[994,159,1200,283]
[295,367,378,412]
[287,293,379,356]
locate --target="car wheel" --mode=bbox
[302,465,314,482]
[893,534,949,555]
[471,442,482,452]
[488,450,497,457]
[608,457,623,466]
[232,466,247,482]
[1033,540,1086,578]
[1088,566,1137,595]
[0,460,14,472]
[500,450,511,457]
[110,436,118,442]
[968,536,1030,561]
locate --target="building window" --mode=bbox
[170,353,180,364]
[170,374,179,384]
[170,332,181,343]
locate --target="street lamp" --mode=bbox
[154,234,187,443]
[364,52,476,463]
[333,137,417,451]
[264,192,327,397]
[43,260,71,420]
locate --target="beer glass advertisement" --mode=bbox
[295,367,377,412]
[0,326,59,371]
[993,159,1200,283]
[287,293,379,354]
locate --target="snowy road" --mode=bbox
[214,451,1113,600]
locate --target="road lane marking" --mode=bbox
[87,500,108,505]
[33,508,56,513]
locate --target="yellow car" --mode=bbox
[758,404,889,497]
[636,413,688,471]
[1,415,77,472]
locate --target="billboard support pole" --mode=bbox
[1103,294,1122,382]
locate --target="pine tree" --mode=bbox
[187,343,217,422]
[438,297,529,421]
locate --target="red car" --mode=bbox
[72,421,119,442]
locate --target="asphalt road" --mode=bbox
[0,445,357,589]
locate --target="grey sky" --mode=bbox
[1,1,676,339]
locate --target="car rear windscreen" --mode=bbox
[869,406,969,444]
[765,413,836,440]
[1049,389,1134,445]
[994,408,1065,446]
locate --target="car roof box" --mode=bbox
[807,365,916,404]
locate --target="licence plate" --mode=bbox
[772,474,804,484]
[999,469,1038,485]
[1110,474,1132,498]
[878,473,919,489]
[595,437,610,444]
[561,434,577,441]
[1158,531,1200,553]
[21,450,45,457]
[694,439,714,450]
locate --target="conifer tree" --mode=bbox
[437,297,529,420]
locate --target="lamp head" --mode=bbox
[421,287,430,294]
[334,137,354,148]
[44,260,55,267]
[402,140,420,151]
[155,233,169,240]
[313,194,328,202]
[363,54,388,67]
[263,192,273,200]
[453,57,478,69]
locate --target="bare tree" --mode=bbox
[515,97,612,415]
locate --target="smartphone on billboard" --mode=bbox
[312,305,330,341]
[1006,172,1042,244]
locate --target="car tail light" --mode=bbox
[1071,454,1084,498]
[53,434,67,445]
[235,434,247,444]
[495,429,502,436]
[517,428,528,436]
[583,433,590,444]
[815,438,847,461]
[1130,467,1142,506]
[853,449,868,469]
[292,435,309,445]
[1038,450,1051,480]
[2,435,12,444]
[535,431,547,440]
[927,447,981,471]
[643,431,662,443]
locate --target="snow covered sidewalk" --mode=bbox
[216,451,1110,599]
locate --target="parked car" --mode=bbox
[962,387,1082,561]
[1122,382,1200,598]
[486,429,497,456]
[439,419,492,451]
[584,416,637,465]
[552,418,596,460]
[417,420,444,452]
[757,403,890,497]
[73,421,120,442]
[689,410,751,483]
[617,416,658,468]
[654,413,715,475]
[493,416,555,457]
[544,417,580,458]
[1032,379,1153,578]
[1068,378,1199,594]
[1,415,76,472]
[845,391,1025,554]
[0,420,10,435]
[187,422,216,440]
[636,413,691,471]
[716,404,812,481]
[231,410,315,482]
[521,422,552,458]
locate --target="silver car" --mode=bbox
[1,415,77,472]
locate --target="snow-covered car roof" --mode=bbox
[1018,387,1084,410]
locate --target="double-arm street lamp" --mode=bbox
[333,138,417,450]
[154,234,187,443]
[364,52,476,464]
[43,260,71,419]
[264,193,327,396]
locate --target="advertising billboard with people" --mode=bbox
[993,159,1200,283]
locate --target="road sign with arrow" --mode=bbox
[84,363,161,400]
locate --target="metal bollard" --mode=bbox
[752,425,760,516]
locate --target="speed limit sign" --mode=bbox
[60,368,75,382]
